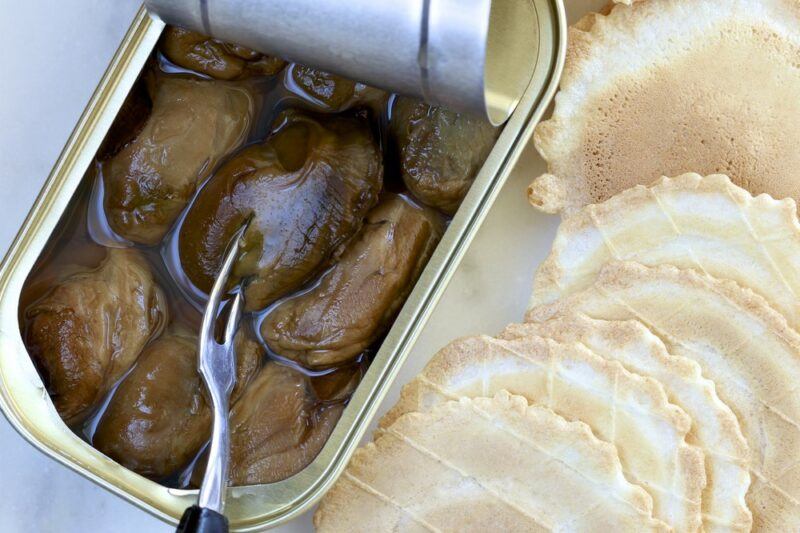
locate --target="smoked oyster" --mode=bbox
[24,248,167,424]
[227,362,345,485]
[102,75,254,245]
[288,65,387,113]
[391,97,498,215]
[160,26,285,80]
[262,195,443,367]
[93,332,261,479]
[179,109,383,310]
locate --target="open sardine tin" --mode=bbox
[0,4,565,530]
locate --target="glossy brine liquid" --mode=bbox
[19,26,499,488]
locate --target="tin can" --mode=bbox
[0,2,566,530]
[144,0,540,125]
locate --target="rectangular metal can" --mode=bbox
[0,3,565,530]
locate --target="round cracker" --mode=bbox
[380,335,705,531]
[502,314,751,531]
[316,392,668,532]
[528,261,800,530]
[531,174,800,333]
[529,0,800,214]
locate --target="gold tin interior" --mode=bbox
[0,2,566,530]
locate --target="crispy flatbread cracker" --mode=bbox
[528,261,800,530]
[316,392,669,532]
[380,335,704,531]
[501,314,751,531]
[531,174,800,332]
[529,0,800,214]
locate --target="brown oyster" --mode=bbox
[227,362,344,485]
[391,97,499,214]
[262,195,443,367]
[102,74,254,245]
[179,109,383,311]
[288,65,386,112]
[160,26,285,80]
[93,332,261,479]
[96,80,152,161]
[24,249,167,424]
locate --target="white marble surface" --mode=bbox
[0,1,601,531]
[0,2,168,532]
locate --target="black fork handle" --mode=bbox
[176,505,229,533]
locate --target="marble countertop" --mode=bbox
[0,1,601,531]
[0,2,168,531]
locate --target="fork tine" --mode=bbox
[200,223,249,347]
[222,291,244,348]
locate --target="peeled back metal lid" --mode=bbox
[144,0,539,125]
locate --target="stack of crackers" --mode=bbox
[315,0,800,530]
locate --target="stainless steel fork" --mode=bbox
[177,223,249,533]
